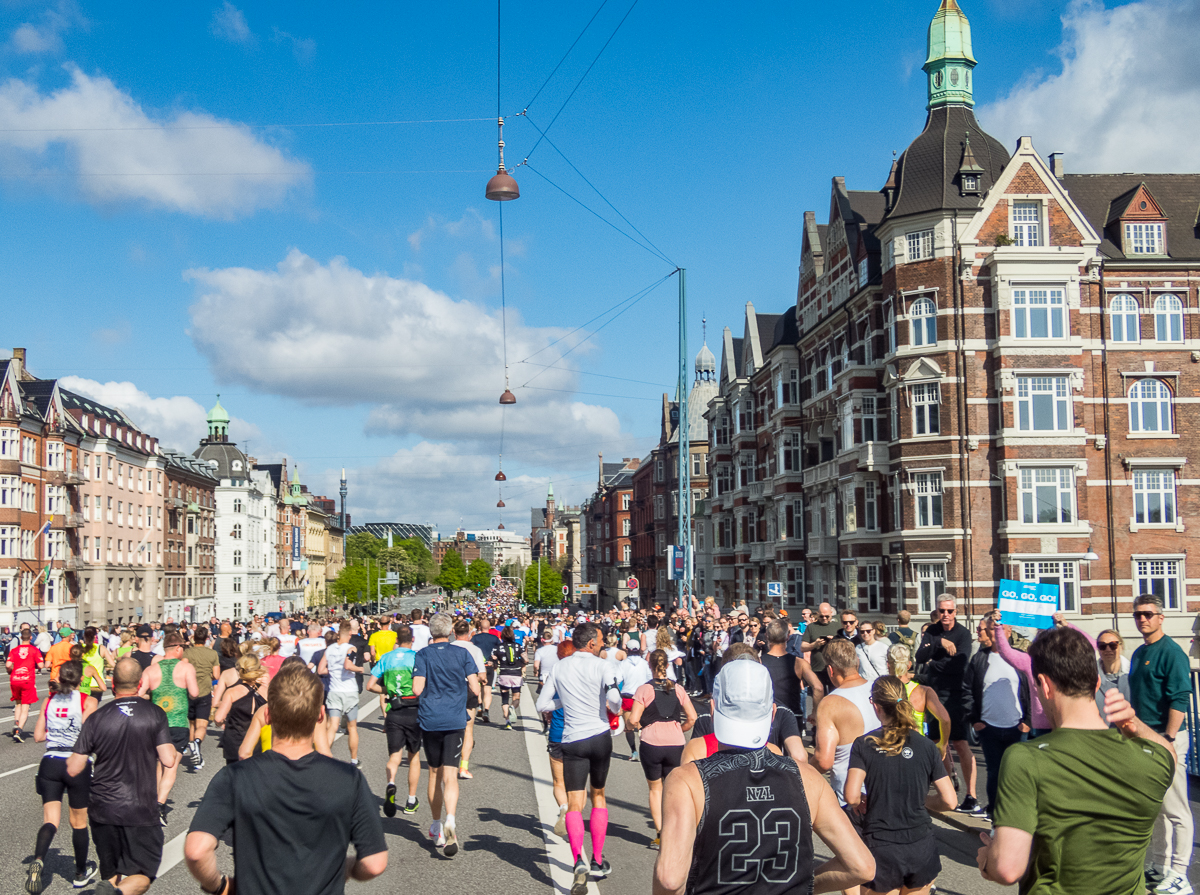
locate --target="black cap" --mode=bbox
[136,624,153,637]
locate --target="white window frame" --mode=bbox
[1011,201,1042,247]
[1012,287,1066,340]
[912,383,940,436]
[1109,294,1140,342]
[1018,467,1076,525]
[885,302,897,355]
[1022,560,1077,613]
[1016,376,1071,431]
[916,563,945,614]
[1125,222,1164,255]
[860,397,878,443]
[906,229,934,262]
[909,297,937,347]
[891,474,902,531]
[1128,378,1173,434]
[864,480,878,531]
[1134,558,1183,611]
[865,564,880,612]
[914,472,943,528]
[1133,469,1176,525]
[1153,295,1184,343]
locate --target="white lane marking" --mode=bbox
[0,762,38,779]
[519,687,598,895]
[155,693,382,879]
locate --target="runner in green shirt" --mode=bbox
[977,626,1174,895]
[137,632,199,826]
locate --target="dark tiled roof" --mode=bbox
[888,105,1009,220]
[163,449,220,483]
[256,462,286,492]
[755,313,781,352]
[770,307,799,351]
[1061,174,1200,261]
[60,389,132,426]
[730,337,743,373]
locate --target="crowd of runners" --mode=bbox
[2,587,1195,895]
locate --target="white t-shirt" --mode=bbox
[106,633,122,652]
[324,641,359,694]
[534,651,620,744]
[36,632,53,653]
[618,654,652,695]
[533,644,559,682]
[297,637,325,666]
[981,652,1023,729]
[277,634,298,657]
[856,640,891,683]
[266,624,281,638]
[410,624,432,651]
[451,638,487,675]
[664,648,686,682]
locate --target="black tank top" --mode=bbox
[222,682,266,761]
[687,747,815,895]
[640,680,682,728]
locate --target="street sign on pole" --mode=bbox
[627,576,639,590]
[766,581,784,598]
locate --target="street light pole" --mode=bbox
[676,267,690,612]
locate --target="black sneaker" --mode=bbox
[159,804,169,827]
[481,710,490,724]
[570,857,589,895]
[504,721,514,730]
[954,796,979,814]
[73,861,98,889]
[590,858,612,879]
[403,797,419,815]
[25,858,43,895]
[384,784,397,818]
[13,729,23,744]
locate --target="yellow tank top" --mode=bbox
[260,724,272,752]
[904,679,926,733]
[80,645,105,694]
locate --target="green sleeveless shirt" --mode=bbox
[152,658,189,728]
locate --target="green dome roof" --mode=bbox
[207,395,230,425]
[926,0,975,65]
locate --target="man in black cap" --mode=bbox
[130,626,156,672]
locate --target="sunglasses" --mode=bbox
[938,608,955,614]
[842,619,857,625]
[1132,611,1161,620]
[1097,641,1121,650]
[861,628,874,634]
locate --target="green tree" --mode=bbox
[397,538,437,584]
[330,563,370,603]
[436,548,467,592]
[345,532,382,563]
[521,559,564,607]
[465,559,494,591]
[378,546,418,588]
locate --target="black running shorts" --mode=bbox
[385,707,421,755]
[35,756,91,808]
[561,731,612,792]
[422,728,465,768]
[638,742,683,782]
[187,694,212,723]
[865,834,941,892]
[169,726,190,754]
[93,822,164,882]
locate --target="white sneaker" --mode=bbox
[428,822,445,848]
[1156,871,1194,895]
[442,818,458,857]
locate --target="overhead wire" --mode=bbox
[0,117,494,133]
[516,0,611,116]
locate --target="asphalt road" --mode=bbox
[0,666,1195,895]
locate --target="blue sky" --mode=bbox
[2,0,1195,533]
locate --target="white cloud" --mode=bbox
[210,2,253,45]
[9,1,84,55]
[271,27,315,63]
[186,249,636,454]
[979,0,1200,173]
[58,376,262,454]
[0,66,310,217]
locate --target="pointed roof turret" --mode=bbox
[924,0,976,109]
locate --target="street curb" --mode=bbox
[932,809,991,836]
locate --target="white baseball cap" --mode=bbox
[712,660,775,749]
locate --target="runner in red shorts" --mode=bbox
[7,627,45,742]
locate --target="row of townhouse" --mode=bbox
[701,0,1200,637]
[0,349,347,628]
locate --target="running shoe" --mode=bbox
[629,751,638,762]
[504,722,513,731]
[25,858,43,895]
[429,822,445,848]
[1156,872,1194,895]
[159,804,169,827]
[954,796,979,814]
[554,808,567,838]
[458,769,474,780]
[649,836,660,850]
[384,783,397,818]
[13,729,23,744]
[570,857,589,895]
[403,797,419,815]
[193,753,205,771]
[73,861,98,889]
[1147,867,1168,889]
[481,710,490,724]
[350,759,361,769]
[442,819,458,857]
[590,858,612,879]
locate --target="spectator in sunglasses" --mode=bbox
[1093,629,1130,718]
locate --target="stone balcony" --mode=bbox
[803,460,837,487]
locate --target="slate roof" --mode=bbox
[770,307,799,351]
[887,105,1009,220]
[60,389,134,427]
[348,522,434,548]
[1061,174,1200,261]
[755,313,781,352]
[163,449,220,483]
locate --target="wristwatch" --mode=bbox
[201,875,228,895]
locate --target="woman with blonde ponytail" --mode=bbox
[842,675,957,895]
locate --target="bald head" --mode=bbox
[113,656,143,693]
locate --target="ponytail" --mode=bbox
[50,660,83,695]
[864,675,920,756]
[647,648,669,680]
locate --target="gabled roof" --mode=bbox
[1062,174,1200,261]
[755,313,781,353]
[769,307,799,352]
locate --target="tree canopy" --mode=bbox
[436,548,467,592]
[521,559,564,607]
[465,558,494,591]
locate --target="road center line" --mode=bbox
[0,762,38,779]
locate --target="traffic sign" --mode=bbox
[766,581,784,598]
[627,576,639,590]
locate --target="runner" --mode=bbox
[78,629,112,701]
[66,657,177,895]
[544,638,577,838]
[297,622,326,667]
[844,675,957,895]
[318,621,365,768]
[652,659,875,895]
[182,628,219,770]
[213,655,268,765]
[26,660,100,894]
[492,625,527,730]
[412,613,480,857]
[8,627,45,742]
[450,620,486,779]
[137,632,199,826]
[409,608,432,651]
[368,617,398,664]
[46,628,76,684]
[618,642,652,761]
[535,621,622,894]
[185,664,388,895]
[470,616,501,723]
[813,638,877,809]
[129,627,156,672]
[235,659,334,760]
[367,624,423,817]
[627,649,697,848]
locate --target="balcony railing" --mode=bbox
[750,542,772,562]
[857,442,890,472]
[63,512,85,528]
[807,535,838,558]
[748,482,766,500]
[65,470,85,486]
[802,460,837,487]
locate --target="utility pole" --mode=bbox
[676,268,690,611]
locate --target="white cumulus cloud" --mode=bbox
[58,376,262,455]
[0,66,310,217]
[979,0,1200,173]
[8,1,84,55]
[210,2,253,45]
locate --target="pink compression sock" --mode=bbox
[589,807,609,863]
[565,811,585,862]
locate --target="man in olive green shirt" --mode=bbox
[183,626,220,770]
[977,626,1174,895]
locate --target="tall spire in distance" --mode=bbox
[924,0,976,110]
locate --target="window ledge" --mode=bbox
[1129,520,1185,534]
[998,522,1093,536]
[1126,433,1179,440]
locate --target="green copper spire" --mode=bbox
[206,395,229,441]
[924,0,976,110]
[548,481,554,499]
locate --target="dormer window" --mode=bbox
[962,174,978,192]
[1125,222,1164,255]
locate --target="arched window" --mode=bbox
[910,298,937,347]
[233,498,243,514]
[232,523,243,539]
[233,549,242,566]
[885,302,897,354]
[820,349,831,392]
[1154,295,1183,342]
[1109,294,1139,342]
[1129,379,1173,433]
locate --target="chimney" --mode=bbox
[10,347,27,380]
[1049,153,1064,180]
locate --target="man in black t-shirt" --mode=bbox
[186,665,387,895]
[67,657,177,895]
[470,617,501,723]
